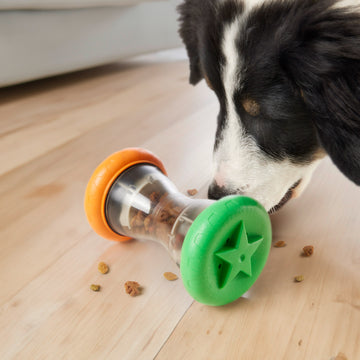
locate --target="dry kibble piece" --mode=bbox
[168,205,183,217]
[144,215,153,231]
[124,281,141,297]
[159,208,170,222]
[334,352,348,360]
[302,245,314,257]
[98,262,109,274]
[149,191,160,203]
[130,210,146,228]
[294,275,305,282]
[274,240,286,247]
[163,272,178,281]
[187,188,198,196]
[90,284,101,292]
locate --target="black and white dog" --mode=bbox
[178,0,360,212]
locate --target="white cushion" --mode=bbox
[0,0,165,10]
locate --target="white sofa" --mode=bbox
[0,0,182,87]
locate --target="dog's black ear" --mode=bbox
[303,78,360,185]
[178,0,204,85]
[280,0,360,185]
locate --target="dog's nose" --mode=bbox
[208,182,229,200]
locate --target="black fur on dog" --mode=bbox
[178,0,360,202]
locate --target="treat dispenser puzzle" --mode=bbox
[85,148,272,306]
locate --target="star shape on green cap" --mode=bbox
[215,221,263,288]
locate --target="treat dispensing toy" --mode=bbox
[84,148,272,306]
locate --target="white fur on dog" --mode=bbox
[213,17,322,211]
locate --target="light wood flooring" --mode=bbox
[0,49,359,360]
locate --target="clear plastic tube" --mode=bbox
[105,164,213,265]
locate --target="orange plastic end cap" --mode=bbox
[84,148,167,241]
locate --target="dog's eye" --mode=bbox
[204,75,214,90]
[242,99,260,117]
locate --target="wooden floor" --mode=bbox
[0,49,359,360]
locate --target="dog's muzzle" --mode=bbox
[208,182,233,200]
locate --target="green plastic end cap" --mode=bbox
[180,195,272,306]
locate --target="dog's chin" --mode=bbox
[268,179,302,214]
[209,179,303,213]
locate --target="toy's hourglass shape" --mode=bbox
[85,148,271,306]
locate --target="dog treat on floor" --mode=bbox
[163,272,178,281]
[302,245,314,256]
[124,281,141,297]
[98,261,109,274]
[187,188,198,196]
[274,240,286,247]
[90,284,101,292]
[294,275,304,282]
[334,352,348,360]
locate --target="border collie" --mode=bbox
[178,0,360,212]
